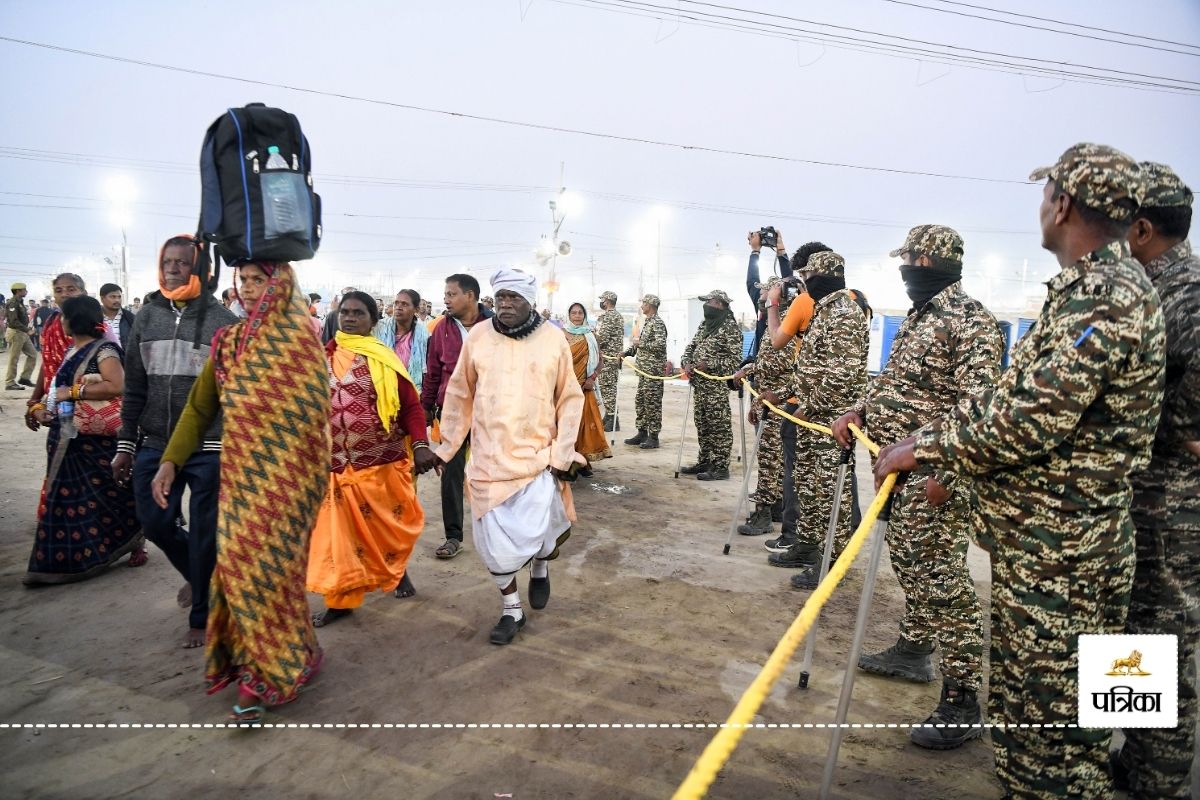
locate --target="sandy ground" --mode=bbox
[0,366,1058,800]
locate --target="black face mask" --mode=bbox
[900,264,962,311]
[804,275,845,301]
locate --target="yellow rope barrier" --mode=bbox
[671,472,898,800]
[611,366,891,798]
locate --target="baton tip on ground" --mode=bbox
[722,543,730,555]
[798,671,810,690]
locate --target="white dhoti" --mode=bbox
[473,470,571,579]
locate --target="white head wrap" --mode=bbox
[490,268,538,306]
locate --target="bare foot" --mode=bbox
[176,583,192,609]
[394,573,416,598]
[312,608,353,627]
[182,627,205,649]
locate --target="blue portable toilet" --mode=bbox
[742,330,755,361]
[997,320,1013,368]
[1017,318,1036,339]
[879,315,905,370]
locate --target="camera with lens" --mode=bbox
[758,226,778,249]
[781,275,805,300]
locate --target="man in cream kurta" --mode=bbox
[427,269,585,645]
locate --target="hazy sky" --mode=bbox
[1,0,1198,314]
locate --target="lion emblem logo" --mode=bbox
[1105,650,1151,676]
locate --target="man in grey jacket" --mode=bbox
[111,236,237,648]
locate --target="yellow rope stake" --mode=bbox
[671,471,899,800]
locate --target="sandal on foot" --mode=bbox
[312,608,353,627]
[229,704,265,726]
[435,539,464,559]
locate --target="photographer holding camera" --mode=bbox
[744,227,793,361]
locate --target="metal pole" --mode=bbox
[609,365,620,446]
[723,417,765,555]
[818,491,896,800]
[120,228,129,295]
[673,382,693,479]
[737,387,746,464]
[799,447,852,689]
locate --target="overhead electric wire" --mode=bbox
[547,0,1200,97]
[575,0,1199,90]
[903,0,1200,50]
[864,0,1200,57]
[0,36,1040,182]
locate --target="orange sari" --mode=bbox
[566,332,612,463]
[306,347,425,609]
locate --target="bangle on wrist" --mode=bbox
[412,440,430,450]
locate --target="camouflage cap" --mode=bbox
[1029,142,1146,221]
[699,289,733,305]
[888,224,965,262]
[1138,161,1193,209]
[641,293,660,307]
[804,251,845,277]
[599,290,618,303]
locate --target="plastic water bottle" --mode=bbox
[57,398,78,440]
[265,145,289,170]
[262,146,308,237]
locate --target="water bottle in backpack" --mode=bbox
[262,145,308,239]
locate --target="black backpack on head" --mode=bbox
[196,103,322,277]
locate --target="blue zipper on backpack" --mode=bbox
[299,119,313,250]
[227,108,254,258]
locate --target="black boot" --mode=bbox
[789,558,835,590]
[603,414,614,432]
[680,462,709,475]
[909,681,983,750]
[1108,749,1132,792]
[770,499,784,523]
[639,432,660,449]
[737,505,772,536]
[767,541,818,568]
[697,467,730,481]
[624,429,646,446]
[858,636,936,683]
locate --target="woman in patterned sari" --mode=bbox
[23,296,142,584]
[151,261,330,724]
[307,292,436,626]
[563,302,612,475]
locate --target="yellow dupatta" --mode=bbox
[333,330,414,433]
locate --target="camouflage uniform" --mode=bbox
[1115,163,1200,799]
[855,225,1004,692]
[595,292,625,419]
[632,296,667,435]
[786,253,868,555]
[747,278,799,506]
[682,290,744,472]
[912,145,1164,799]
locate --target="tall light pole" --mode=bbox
[105,175,136,294]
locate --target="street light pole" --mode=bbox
[120,227,129,295]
